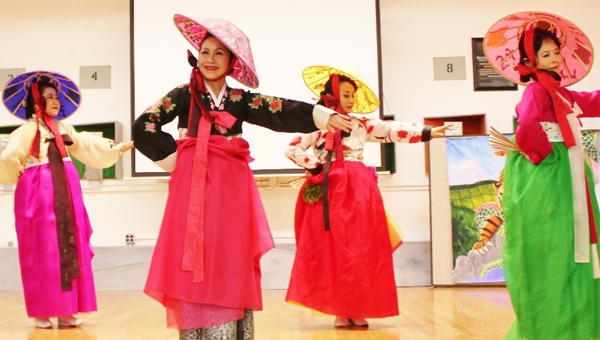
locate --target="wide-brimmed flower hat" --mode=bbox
[2,70,81,121]
[483,11,593,87]
[302,65,379,114]
[173,14,259,89]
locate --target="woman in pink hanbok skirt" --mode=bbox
[0,70,133,328]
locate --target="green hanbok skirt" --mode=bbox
[502,143,600,340]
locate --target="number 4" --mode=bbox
[91,71,98,81]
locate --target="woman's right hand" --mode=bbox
[431,123,454,138]
[326,114,352,132]
[120,141,135,152]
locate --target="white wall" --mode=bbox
[0,0,599,249]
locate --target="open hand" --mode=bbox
[326,114,352,133]
[431,123,454,138]
[120,141,135,152]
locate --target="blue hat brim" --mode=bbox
[2,70,81,121]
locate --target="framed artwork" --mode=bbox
[431,129,600,285]
[446,136,506,284]
[471,38,518,91]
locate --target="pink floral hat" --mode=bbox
[173,14,259,89]
[484,11,593,87]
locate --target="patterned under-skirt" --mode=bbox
[179,309,253,340]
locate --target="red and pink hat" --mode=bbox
[484,11,593,87]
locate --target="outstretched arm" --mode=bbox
[243,93,352,133]
[568,89,600,117]
[364,118,438,143]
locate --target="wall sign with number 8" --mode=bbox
[432,57,466,81]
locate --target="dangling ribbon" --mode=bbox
[30,81,79,291]
[585,182,600,278]
[181,50,237,283]
[47,134,79,291]
[517,28,575,148]
[321,74,346,231]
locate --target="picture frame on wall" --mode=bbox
[471,37,518,91]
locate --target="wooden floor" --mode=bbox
[0,287,515,340]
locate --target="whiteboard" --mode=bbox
[132,0,383,175]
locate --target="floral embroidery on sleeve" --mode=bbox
[262,95,283,113]
[161,97,176,113]
[247,94,283,113]
[143,95,176,133]
[229,89,243,102]
[249,94,263,109]
[146,95,176,116]
[145,101,161,116]
[144,122,157,133]
[267,98,283,113]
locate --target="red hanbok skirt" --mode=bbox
[286,160,399,318]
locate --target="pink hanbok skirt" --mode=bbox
[14,161,97,318]
[144,136,274,329]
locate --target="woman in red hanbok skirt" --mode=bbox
[285,65,450,328]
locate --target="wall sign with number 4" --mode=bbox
[80,65,111,89]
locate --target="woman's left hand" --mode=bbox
[431,123,454,138]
